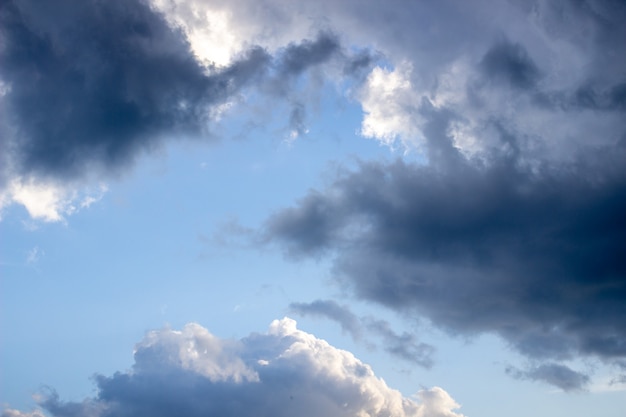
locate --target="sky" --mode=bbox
[1,0,625,416]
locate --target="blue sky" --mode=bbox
[2,1,626,417]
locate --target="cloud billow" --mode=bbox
[0,0,378,222]
[0,0,362,185]
[265,103,626,389]
[2,319,464,417]
[0,0,271,181]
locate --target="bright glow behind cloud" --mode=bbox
[359,63,423,150]
[151,0,241,67]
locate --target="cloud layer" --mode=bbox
[2,319,463,417]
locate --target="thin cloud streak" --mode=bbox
[290,299,435,368]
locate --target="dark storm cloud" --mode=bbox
[2,320,462,417]
[278,32,340,76]
[505,363,590,392]
[264,101,626,388]
[0,0,269,180]
[0,0,355,183]
[479,39,541,90]
[342,49,379,79]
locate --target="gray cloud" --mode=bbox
[480,39,541,90]
[264,97,626,388]
[288,101,308,138]
[506,363,590,392]
[364,318,435,369]
[0,0,366,186]
[289,299,435,368]
[2,319,463,417]
[0,0,270,182]
[289,299,362,340]
[278,32,340,76]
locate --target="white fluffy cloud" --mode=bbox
[4,318,464,417]
[0,178,107,223]
[2,180,107,223]
[134,322,259,383]
[359,63,423,149]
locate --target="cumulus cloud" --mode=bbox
[3,319,463,417]
[358,63,423,149]
[248,2,626,389]
[156,0,625,164]
[9,0,623,190]
[2,0,625,395]
[0,0,375,221]
[0,0,371,184]
[264,90,626,389]
[0,0,261,181]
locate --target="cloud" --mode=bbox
[358,62,422,148]
[1,410,47,417]
[364,319,435,369]
[479,39,541,90]
[3,319,464,417]
[290,299,435,368]
[1,0,367,186]
[278,32,340,76]
[506,363,590,392]
[289,299,362,340]
[342,0,626,163]
[0,0,271,182]
[1,0,374,222]
[263,93,626,389]
[0,178,107,223]
[26,245,43,264]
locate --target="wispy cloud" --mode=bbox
[290,299,435,368]
[506,363,591,392]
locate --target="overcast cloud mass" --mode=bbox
[257,0,626,392]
